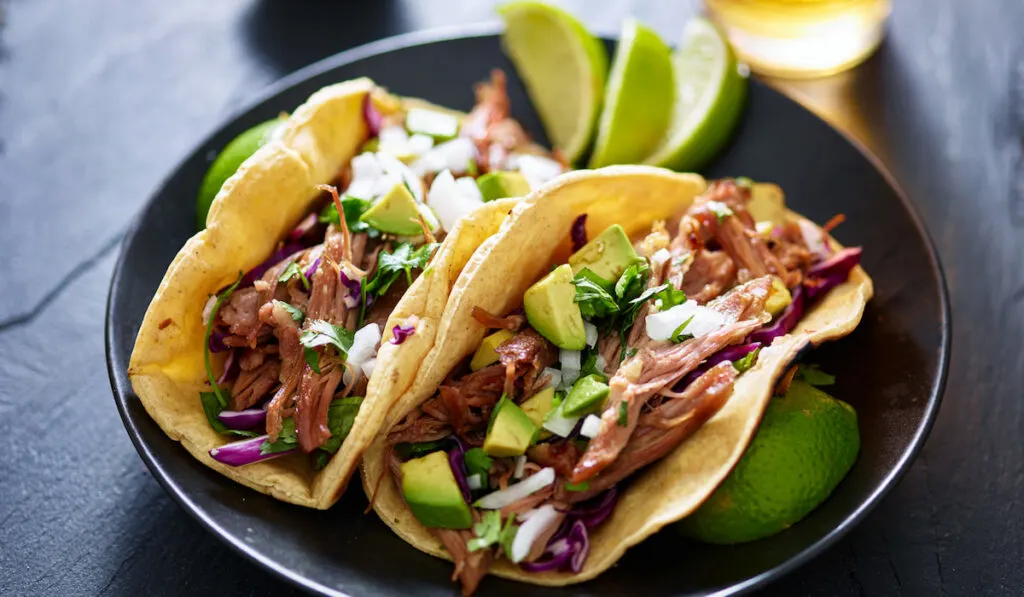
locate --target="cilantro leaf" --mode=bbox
[467,510,502,552]
[363,242,439,300]
[202,271,243,409]
[199,391,230,435]
[464,448,493,478]
[300,320,355,356]
[279,262,310,290]
[797,364,836,386]
[653,285,687,310]
[624,347,638,359]
[617,400,629,427]
[733,348,761,373]
[273,299,304,323]
[260,418,298,455]
[580,350,608,382]
[395,440,446,459]
[670,314,696,344]
[304,347,321,374]
[564,481,590,492]
[316,397,364,456]
[319,195,375,235]
[573,269,618,320]
[498,514,518,558]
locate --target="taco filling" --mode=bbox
[202,72,566,470]
[382,179,861,594]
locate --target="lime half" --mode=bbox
[498,1,608,165]
[643,17,747,171]
[679,380,860,545]
[588,19,674,168]
[196,118,283,230]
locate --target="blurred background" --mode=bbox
[1,1,1022,596]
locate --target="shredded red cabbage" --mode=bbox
[217,406,266,430]
[208,329,231,353]
[520,520,590,573]
[805,247,862,301]
[304,257,321,280]
[288,213,320,242]
[391,324,415,344]
[675,342,762,391]
[216,348,238,382]
[340,270,362,308]
[570,214,588,252]
[447,436,473,503]
[363,94,383,136]
[748,286,806,345]
[209,435,294,466]
[239,242,305,287]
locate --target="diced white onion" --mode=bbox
[406,133,435,156]
[416,202,441,232]
[798,219,830,259]
[559,349,581,371]
[412,137,477,177]
[376,153,424,202]
[405,108,460,139]
[377,125,409,156]
[346,152,385,200]
[541,367,562,390]
[542,402,580,437]
[510,504,560,563]
[454,176,484,202]
[343,323,381,385]
[516,154,563,189]
[651,248,671,267]
[513,455,527,479]
[594,354,608,374]
[428,170,484,232]
[467,473,483,490]
[202,295,217,326]
[645,301,729,342]
[755,221,773,236]
[475,468,555,510]
[580,414,602,438]
[558,368,580,391]
[361,357,377,379]
[584,323,598,348]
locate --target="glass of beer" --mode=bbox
[703,0,892,78]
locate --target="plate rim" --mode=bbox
[105,24,951,597]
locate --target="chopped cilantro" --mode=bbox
[467,510,502,552]
[464,448,493,478]
[617,401,629,427]
[797,364,836,386]
[652,285,687,310]
[564,481,590,492]
[733,348,761,373]
[272,299,304,323]
[202,271,243,409]
[614,260,649,302]
[315,397,364,463]
[304,347,321,374]
[260,418,298,455]
[670,314,696,343]
[498,514,518,558]
[300,319,354,374]
[279,262,310,290]
[319,195,376,235]
[362,242,439,304]
[625,347,638,359]
[580,350,608,382]
[573,269,618,320]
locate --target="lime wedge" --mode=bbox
[196,118,282,230]
[588,19,674,168]
[498,1,608,165]
[643,18,747,171]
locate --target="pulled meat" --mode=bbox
[472,306,526,331]
[220,287,262,344]
[570,276,772,483]
[681,249,737,304]
[230,359,280,411]
[494,328,556,398]
[569,362,736,501]
[263,300,306,441]
[461,70,533,172]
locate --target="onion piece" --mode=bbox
[406,133,434,156]
[651,248,671,267]
[646,300,728,342]
[344,323,381,384]
[467,473,483,491]
[474,468,555,510]
[217,406,266,430]
[799,219,829,260]
[510,505,560,563]
[346,153,385,200]
[541,367,562,390]
[427,170,483,232]
[202,295,218,326]
[377,153,424,203]
[517,154,563,189]
[580,415,602,439]
[513,455,527,479]
[377,125,410,156]
[412,137,477,177]
[209,435,294,467]
[361,357,377,379]
[558,368,580,391]
[542,403,580,438]
[559,349,581,371]
[584,323,598,348]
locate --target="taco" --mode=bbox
[128,71,567,509]
[362,166,872,592]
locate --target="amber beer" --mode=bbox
[704,0,891,78]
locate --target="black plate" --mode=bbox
[106,27,950,596]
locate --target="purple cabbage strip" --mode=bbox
[520,520,590,573]
[304,257,321,281]
[239,242,305,287]
[570,214,587,252]
[288,213,319,242]
[340,270,361,308]
[675,342,762,391]
[363,94,383,136]
[805,247,862,301]
[447,436,473,503]
[748,285,806,346]
[391,324,415,345]
[208,329,231,353]
[216,348,238,383]
[217,407,267,431]
[209,435,294,467]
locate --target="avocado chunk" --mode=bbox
[562,374,610,416]
[747,182,787,226]
[470,329,515,371]
[520,386,556,428]
[405,107,459,141]
[524,264,587,350]
[359,182,423,236]
[765,276,793,316]
[400,450,472,529]
[483,396,538,457]
[568,224,640,282]
[477,171,532,202]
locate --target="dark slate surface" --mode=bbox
[0,0,1020,595]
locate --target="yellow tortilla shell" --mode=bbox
[128,77,517,509]
[362,166,873,584]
